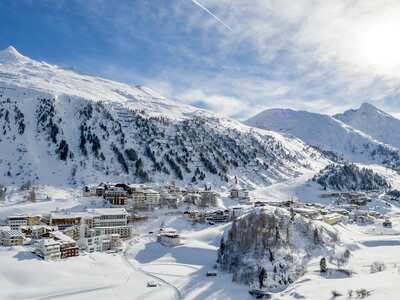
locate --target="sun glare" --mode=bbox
[357,18,400,74]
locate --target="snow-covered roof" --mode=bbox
[51,231,75,243]
[106,187,127,193]
[7,215,28,219]
[144,189,159,194]
[89,208,128,216]
[1,229,24,238]
[0,226,11,232]
[50,212,86,219]
[40,239,60,246]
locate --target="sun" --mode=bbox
[356,17,400,75]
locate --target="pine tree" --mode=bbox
[268,248,274,262]
[320,257,327,273]
[259,267,267,289]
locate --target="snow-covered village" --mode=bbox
[2,1,400,300]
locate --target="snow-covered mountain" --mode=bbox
[0,46,325,187]
[245,108,400,169]
[334,102,400,149]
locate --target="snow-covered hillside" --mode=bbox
[245,108,400,169]
[217,207,346,292]
[0,46,325,187]
[334,102,400,149]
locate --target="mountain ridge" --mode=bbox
[0,47,326,187]
[245,106,400,170]
[334,102,400,149]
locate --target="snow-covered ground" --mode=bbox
[1,168,400,299]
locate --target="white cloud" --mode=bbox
[72,0,400,119]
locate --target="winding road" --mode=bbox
[122,239,183,300]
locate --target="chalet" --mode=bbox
[0,227,24,246]
[36,239,61,261]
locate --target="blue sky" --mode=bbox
[1,0,400,119]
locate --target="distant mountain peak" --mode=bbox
[337,102,392,119]
[359,102,377,111]
[334,102,400,149]
[357,102,389,116]
[0,45,29,63]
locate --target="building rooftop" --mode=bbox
[144,189,159,194]
[40,238,60,246]
[50,212,87,219]
[1,229,24,238]
[89,208,128,216]
[7,215,28,219]
[51,231,75,243]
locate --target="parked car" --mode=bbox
[147,281,158,287]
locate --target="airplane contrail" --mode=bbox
[190,0,233,32]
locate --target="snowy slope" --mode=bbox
[0,46,326,187]
[245,108,400,169]
[334,102,400,149]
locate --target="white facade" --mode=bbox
[37,239,61,261]
[132,189,160,209]
[132,190,146,209]
[144,189,160,206]
[79,230,121,252]
[78,208,131,252]
[7,215,28,229]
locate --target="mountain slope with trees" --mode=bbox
[0,46,326,187]
[312,163,391,191]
